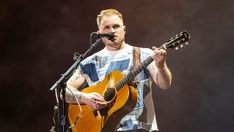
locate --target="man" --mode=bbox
[65,9,172,132]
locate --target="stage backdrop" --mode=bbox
[1,0,234,132]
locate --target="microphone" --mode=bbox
[96,32,115,40]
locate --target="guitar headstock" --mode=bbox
[160,30,190,50]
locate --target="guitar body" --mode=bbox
[68,70,138,132]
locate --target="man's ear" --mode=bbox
[124,26,126,31]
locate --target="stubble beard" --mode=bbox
[106,38,124,49]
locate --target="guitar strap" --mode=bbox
[132,46,141,83]
[133,46,140,67]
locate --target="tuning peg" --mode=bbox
[180,44,184,48]
[175,47,179,50]
[185,42,189,45]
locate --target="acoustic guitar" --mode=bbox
[68,31,190,132]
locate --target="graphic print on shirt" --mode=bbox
[133,69,149,111]
[105,59,130,76]
[94,55,108,69]
[80,63,99,82]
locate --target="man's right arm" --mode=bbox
[65,69,106,109]
[65,69,86,104]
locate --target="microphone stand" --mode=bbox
[49,39,103,132]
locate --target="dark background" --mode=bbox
[1,0,234,132]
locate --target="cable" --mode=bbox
[49,105,58,132]
[90,32,97,46]
[66,87,83,132]
[49,88,60,132]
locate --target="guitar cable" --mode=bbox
[49,104,58,132]
[66,87,83,132]
[50,87,59,132]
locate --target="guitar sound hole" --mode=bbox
[104,88,116,102]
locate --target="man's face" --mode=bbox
[98,15,126,49]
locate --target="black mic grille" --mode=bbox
[96,32,114,40]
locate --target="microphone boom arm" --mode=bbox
[50,38,102,91]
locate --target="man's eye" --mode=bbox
[104,27,109,30]
[113,25,120,29]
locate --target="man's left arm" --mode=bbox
[148,46,172,89]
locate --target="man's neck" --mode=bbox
[105,42,126,51]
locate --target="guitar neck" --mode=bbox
[114,30,190,90]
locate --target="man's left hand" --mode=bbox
[152,46,167,69]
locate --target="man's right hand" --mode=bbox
[81,92,107,109]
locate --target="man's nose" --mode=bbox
[109,27,116,32]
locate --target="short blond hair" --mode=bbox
[96,9,124,27]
